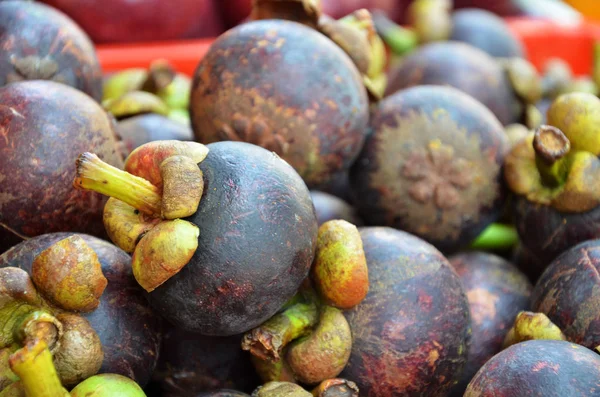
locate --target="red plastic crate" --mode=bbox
[96,18,600,77]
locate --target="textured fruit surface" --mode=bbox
[350,85,508,254]
[0,81,123,253]
[0,233,162,387]
[0,1,102,100]
[116,114,193,156]
[190,19,369,187]
[449,252,532,396]
[386,42,519,125]
[341,227,471,397]
[531,239,600,350]
[465,340,600,396]
[147,142,318,336]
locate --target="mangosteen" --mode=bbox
[195,391,251,397]
[530,239,600,351]
[505,93,600,264]
[448,252,532,396]
[0,232,163,387]
[341,227,471,396]
[511,243,548,284]
[310,191,362,226]
[464,340,600,396]
[0,1,103,101]
[115,114,194,156]
[189,19,369,187]
[155,326,260,396]
[74,140,318,336]
[385,41,520,125]
[450,8,525,58]
[309,171,354,204]
[0,80,123,254]
[349,85,508,254]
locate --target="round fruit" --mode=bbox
[386,41,520,125]
[147,141,318,336]
[155,326,260,396]
[350,85,508,254]
[531,239,600,351]
[341,227,471,396]
[450,8,525,58]
[116,114,194,156]
[43,0,224,43]
[0,233,163,387]
[448,252,532,396]
[190,19,369,187]
[0,1,102,100]
[70,374,146,397]
[464,340,600,396]
[0,80,123,253]
[310,191,362,226]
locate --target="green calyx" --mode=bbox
[504,92,600,213]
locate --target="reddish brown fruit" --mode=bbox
[0,233,163,387]
[464,340,600,396]
[349,85,508,254]
[190,19,369,187]
[531,239,600,351]
[0,1,102,101]
[0,81,123,253]
[448,252,532,396]
[386,42,520,126]
[341,227,471,396]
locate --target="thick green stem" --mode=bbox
[9,339,69,397]
[470,223,519,251]
[371,11,418,56]
[241,302,319,362]
[73,152,162,217]
[533,125,571,188]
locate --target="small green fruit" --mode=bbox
[70,374,146,397]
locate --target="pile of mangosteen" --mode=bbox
[2,0,600,396]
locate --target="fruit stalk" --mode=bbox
[469,223,519,251]
[74,152,162,217]
[312,379,359,397]
[532,125,571,188]
[8,339,69,397]
[242,301,319,361]
[503,311,566,348]
[371,11,418,56]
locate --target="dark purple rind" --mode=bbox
[513,196,600,265]
[450,9,525,58]
[148,141,318,336]
[116,114,194,156]
[341,227,471,397]
[349,85,508,254]
[511,242,549,284]
[308,170,354,204]
[464,340,600,396]
[156,326,259,396]
[0,1,102,100]
[531,239,600,351]
[195,391,251,397]
[385,41,520,125]
[0,232,162,387]
[190,19,369,187]
[448,252,532,396]
[0,80,123,253]
[310,191,363,226]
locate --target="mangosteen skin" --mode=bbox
[512,242,549,284]
[465,340,600,396]
[531,239,600,351]
[385,42,520,125]
[156,326,260,396]
[190,19,369,187]
[513,196,600,266]
[116,114,194,156]
[341,227,471,397]
[148,141,318,336]
[448,252,532,396]
[450,9,525,58]
[0,80,123,253]
[0,1,102,101]
[349,85,508,254]
[310,191,363,226]
[0,232,163,387]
